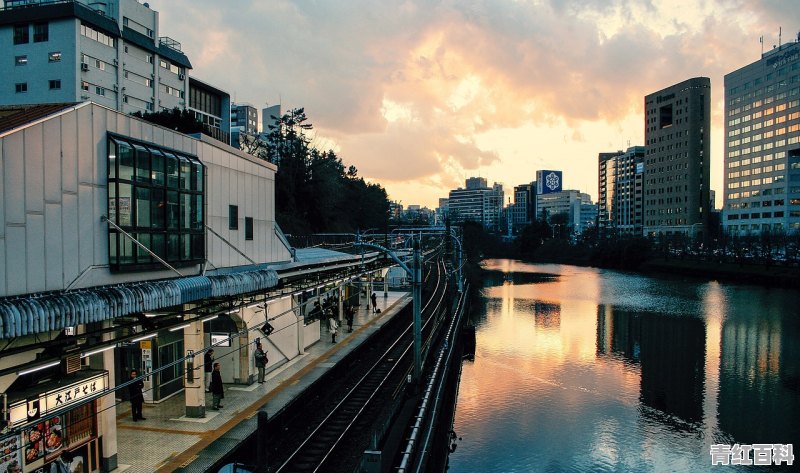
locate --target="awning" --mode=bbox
[0,268,278,339]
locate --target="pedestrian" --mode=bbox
[345,302,355,332]
[254,344,268,383]
[309,300,323,322]
[210,362,224,409]
[6,460,20,473]
[328,314,339,343]
[371,292,378,313]
[49,451,72,473]
[204,349,214,392]
[128,370,145,421]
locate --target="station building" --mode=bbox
[0,102,389,472]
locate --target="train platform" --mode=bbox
[111,290,411,473]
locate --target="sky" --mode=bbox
[153,0,800,209]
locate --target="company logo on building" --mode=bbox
[537,170,563,195]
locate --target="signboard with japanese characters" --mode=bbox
[6,373,108,429]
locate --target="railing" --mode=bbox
[159,36,182,52]
[1,0,114,18]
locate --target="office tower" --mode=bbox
[598,146,646,236]
[643,77,711,237]
[723,38,800,234]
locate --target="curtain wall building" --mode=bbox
[598,146,645,236]
[723,38,800,234]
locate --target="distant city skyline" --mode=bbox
[153,1,800,208]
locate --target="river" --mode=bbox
[447,260,799,472]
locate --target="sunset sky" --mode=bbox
[155,0,800,209]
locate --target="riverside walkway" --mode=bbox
[112,291,411,473]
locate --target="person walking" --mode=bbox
[128,370,145,421]
[254,344,268,383]
[328,314,339,343]
[309,301,323,322]
[371,292,378,313]
[210,362,224,409]
[204,349,214,392]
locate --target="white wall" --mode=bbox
[0,102,291,298]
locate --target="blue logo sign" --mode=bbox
[538,170,562,194]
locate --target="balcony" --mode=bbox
[159,36,181,52]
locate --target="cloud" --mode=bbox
[152,0,799,206]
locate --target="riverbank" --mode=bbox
[637,258,800,289]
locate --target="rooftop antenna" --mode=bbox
[779,27,782,48]
[760,35,764,56]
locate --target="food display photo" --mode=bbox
[0,435,22,472]
[23,423,45,465]
[44,417,64,455]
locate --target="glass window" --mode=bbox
[13,24,28,44]
[136,187,150,227]
[191,161,203,191]
[118,183,132,226]
[151,188,165,228]
[15,55,27,65]
[134,144,150,184]
[48,51,61,62]
[33,22,48,42]
[49,80,61,90]
[181,193,191,230]
[245,217,253,240]
[119,235,134,264]
[167,233,180,261]
[229,205,238,230]
[179,156,191,190]
[136,233,151,263]
[166,153,179,188]
[15,83,27,93]
[117,140,134,181]
[192,195,203,230]
[167,191,179,230]
[151,233,165,260]
[151,149,165,186]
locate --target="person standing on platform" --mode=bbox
[129,370,145,421]
[210,362,224,409]
[328,313,339,343]
[371,292,378,313]
[204,349,214,392]
[345,302,355,332]
[254,343,268,383]
[309,301,324,322]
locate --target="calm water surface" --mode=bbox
[448,260,799,473]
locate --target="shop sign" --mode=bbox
[7,373,108,428]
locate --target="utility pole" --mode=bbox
[412,236,422,384]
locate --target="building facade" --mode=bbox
[188,77,231,145]
[537,189,593,235]
[512,183,533,227]
[643,77,711,237]
[447,178,504,231]
[723,39,800,234]
[0,0,191,115]
[231,102,258,148]
[0,102,293,472]
[598,146,645,236]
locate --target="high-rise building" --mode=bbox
[723,39,800,235]
[231,102,258,147]
[643,77,711,237]
[598,146,645,236]
[537,189,593,234]
[0,0,191,114]
[512,183,533,227]
[448,178,504,231]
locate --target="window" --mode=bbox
[229,205,239,229]
[13,24,28,44]
[107,136,205,270]
[245,217,253,240]
[96,86,105,96]
[49,80,61,90]
[15,83,27,93]
[48,51,61,62]
[15,55,27,65]
[33,22,48,42]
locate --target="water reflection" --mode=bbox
[449,260,800,473]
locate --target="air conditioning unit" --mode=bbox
[178,73,185,81]
[81,63,89,71]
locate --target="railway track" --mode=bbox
[272,257,451,473]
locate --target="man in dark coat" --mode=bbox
[254,344,267,383]
[371,292,378,313]
[129,370,145,421]
[210,362,224,409]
